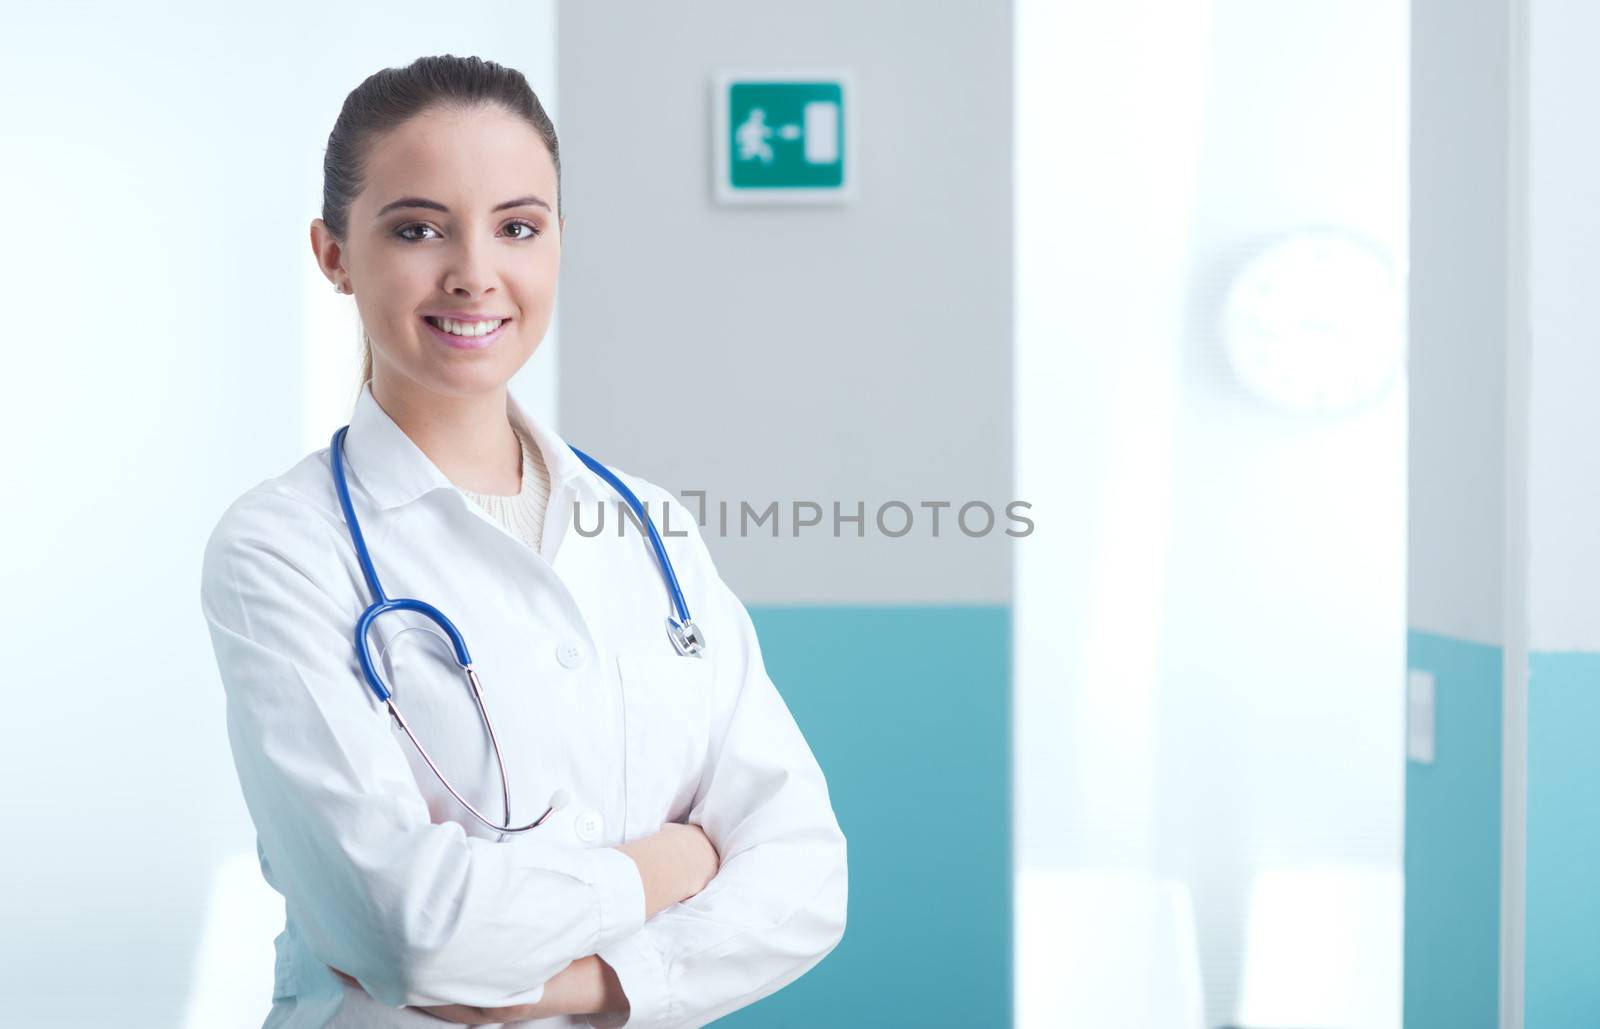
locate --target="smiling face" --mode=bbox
[315,102,563,400]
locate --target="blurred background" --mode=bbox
[4,0,1590,1027]
[1014,2,1406,1026]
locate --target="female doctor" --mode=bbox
[199,55,847,1028]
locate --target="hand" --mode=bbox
[662,821,721,899]
[329,967,542,1022]
[616,822,721,919]
[416,1002,543,1024]
[331,955,622,1022]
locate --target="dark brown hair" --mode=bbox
[319,54,561,389]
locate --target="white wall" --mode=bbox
[1527,0,1600,653]
[0,4,556,1023]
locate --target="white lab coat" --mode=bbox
[199,382,848,1028]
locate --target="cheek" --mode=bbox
[513,260,561,310]
[362,267,429,325]
[525,249,561,290]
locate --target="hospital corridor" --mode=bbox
[1,1,1593,1027]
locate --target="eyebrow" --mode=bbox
[374,195,551,218]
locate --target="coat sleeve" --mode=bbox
[587,496,849,1029]
[200,487,647,1010]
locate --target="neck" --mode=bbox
[369,373,522,495]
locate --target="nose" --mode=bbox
[441,235,497,298]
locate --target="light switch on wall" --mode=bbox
[1407,669,1436,764]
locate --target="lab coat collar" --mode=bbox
[342,380,603,510]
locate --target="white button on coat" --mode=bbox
[199,382,848,1028]
[556,638,585,669]
[576,809,604,843]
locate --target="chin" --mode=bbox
[422,355,531,398]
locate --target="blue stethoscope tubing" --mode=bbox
[328,423,704,837]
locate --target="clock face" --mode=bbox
[1222,231,1405,415]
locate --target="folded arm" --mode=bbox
[201,491,648,1009]
[332,823,722,1021]
[333,954,623,1023]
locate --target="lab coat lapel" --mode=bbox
[340,382,457,511]
[338,381,610,651]
[341,379,607,542]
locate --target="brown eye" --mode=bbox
[396,223,439,242]
[504,220,541,240]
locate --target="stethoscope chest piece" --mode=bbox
[668,616,706,657]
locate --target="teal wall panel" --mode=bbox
[1526,651,1600,1025]
[716,605,1012,1027]
[1404,630,1501,1029]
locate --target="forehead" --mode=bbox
[359,105,558,207]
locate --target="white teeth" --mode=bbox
[428,317,505,337]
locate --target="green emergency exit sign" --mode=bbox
[713,72,855,203]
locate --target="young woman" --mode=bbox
[200,55,847,1028]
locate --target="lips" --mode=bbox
[421,315,511,351]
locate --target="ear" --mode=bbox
[309,218,346,286]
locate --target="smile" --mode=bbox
[422,315,510,350]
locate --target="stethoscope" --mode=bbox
[329,423,705,838]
